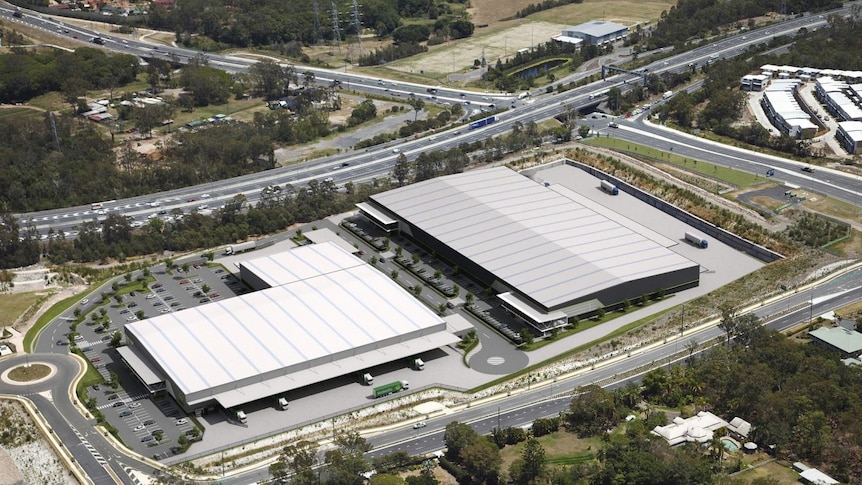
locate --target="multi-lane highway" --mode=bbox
[3,2,862,484]
[5,2,859,238]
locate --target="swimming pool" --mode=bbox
[722,438,739,451]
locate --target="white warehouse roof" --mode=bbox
[126,242,454,405]
[369,167,697,310]
[564,20,628,38]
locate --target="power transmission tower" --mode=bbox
[350,0,364,59]
[331,0,342,47]
[312,0,321,44]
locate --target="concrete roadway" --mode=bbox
[0,353,132,485]
[8,2,859,239]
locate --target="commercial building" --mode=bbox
[560,21,628,46]
[360,167,699,334]
[836,120,862,154]
[760,80,818,138]
[741,74,770,92]
[808,326,862,358]
[814,77,862,122]
[119,242,459,413]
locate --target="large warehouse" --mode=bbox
[560,20,629,46]
[120,242,459,413]
[360,167,700,332]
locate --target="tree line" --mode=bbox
[146,0,471,50]
[644,0,842,51]
[0,47,139,103]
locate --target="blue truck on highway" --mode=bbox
[469,116,497,130]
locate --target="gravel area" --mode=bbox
[0,400,77,485]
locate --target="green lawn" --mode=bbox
[584,136,764,187]
[0,291,46,329]
[500,430,601,471]
[0,107,44,122]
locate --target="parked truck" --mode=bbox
[373,380,409,398]
[234,409,247,423]
[411,358,425,370]
[685,231,709,248]
[600,180,619,195]
[362,372,374,385]
[224,241,256,255]
[276,397,288,410]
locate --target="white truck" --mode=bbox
[412,358,425,370]
[224,241,256,255]
[362,373,374,385]
[235,409,247,423]
[276,397,289,410]
[663,90,674,100]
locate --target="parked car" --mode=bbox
[118,410,132,417]
[129,402,142,408]
[175,418,188,425]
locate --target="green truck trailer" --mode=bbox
[373,380,409,398]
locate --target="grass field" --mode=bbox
[0,107,45,122]
[733,460,799,484]
[500,430,601,471]
[532,0,674,27]
[584,136,763,187]
[0,292,45,329]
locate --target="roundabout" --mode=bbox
[2,362,57,385]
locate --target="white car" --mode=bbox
[413,422,427,429]
[175,418,188,425]
[201,193,211,198]
[80,299,89,305]
[146,294,156,299]
[129,402,142,408]
[392,148,401,154]
[133,425,145,432]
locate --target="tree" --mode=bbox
[325,432,372,485]
[272,440,318,485]
[110,331,123,347]
[407,95,425,121]
[392,153,410,187]
[390,269,399,279]
[113,294,123,305]
[460,438,501,484]
[516,438,545,484]
[578,124,590,138]
[568,384,621,437]
[153,429,164,442]
[443,421,479,460]
[249,60,294,99]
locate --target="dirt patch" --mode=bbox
[7,364,51,382]
[401,466,458,485]
[390,21,567,77]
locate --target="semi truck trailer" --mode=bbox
[373,380,409,398]
[600,180,619,195]
[684,232,708,248]
[224,240,256,255]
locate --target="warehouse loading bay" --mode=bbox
[165,163,765,460]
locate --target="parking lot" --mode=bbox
[65,260,247,458]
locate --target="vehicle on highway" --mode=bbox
[80,299,89,305]
[392,148,401,153]
[413,422,427,429]
[608,122,619,128]
[801,165,815,172]
[56,340,67,346]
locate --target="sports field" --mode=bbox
[389,0,674,79]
